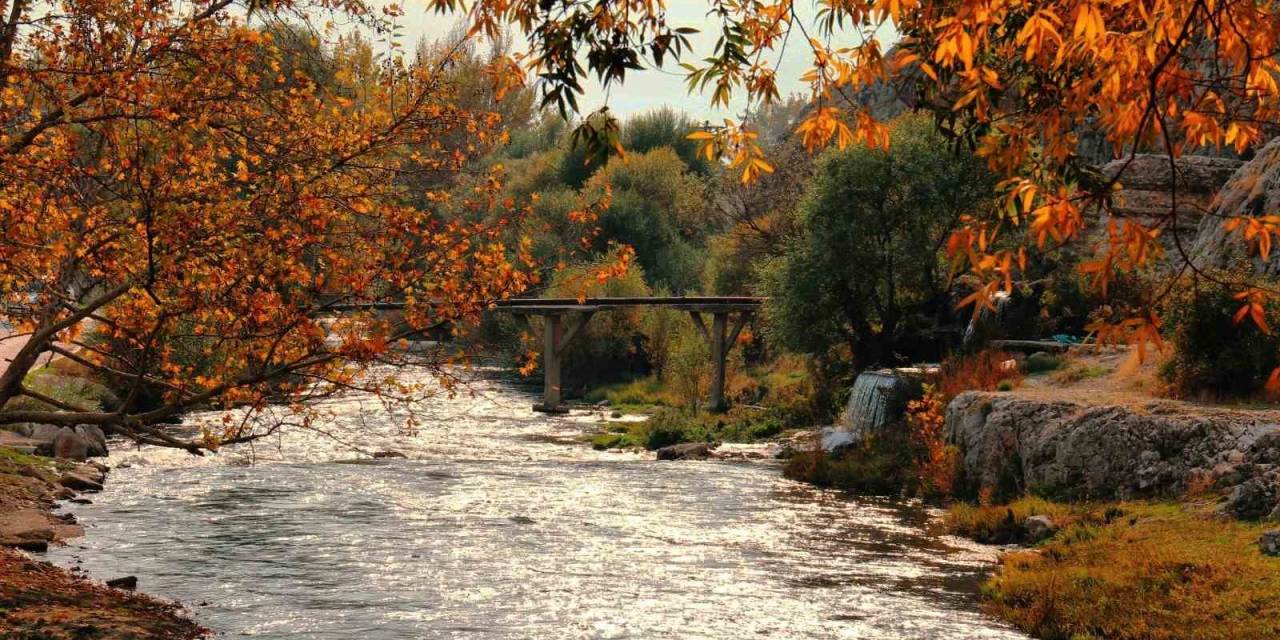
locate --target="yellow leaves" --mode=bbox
[1071,2,1106,42]
[1015,9,1063,61]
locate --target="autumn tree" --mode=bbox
[427,0,1280,357]
[0,0,569,452]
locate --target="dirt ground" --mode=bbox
[0,449,207,639]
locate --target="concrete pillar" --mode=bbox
[709,312,727,412]
[541,314,562,412]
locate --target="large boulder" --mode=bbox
[946,391,1280,513]
[73,425,108,457]
[51,428,90,460]
[1191,138,1280,274]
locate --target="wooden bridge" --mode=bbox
[493,297,763,413]
[321,296,764,413]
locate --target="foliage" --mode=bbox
[594,405,790,450]
[583,148,710,293]
[433,0,1280,372]
[761,115,993,369]
[0,2,561,452]
[620,107,712,175]
[945,497,1086,544]
[1161,274,1280,400]
[539,251,652,387]
[973,501,1280,640]
[935,349,1021,400]
[783,432,922,497]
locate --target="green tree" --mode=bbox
[583,148,710,293]
[761,116,994,369]
[621,107,711,175]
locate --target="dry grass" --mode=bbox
[961,499,1280,640]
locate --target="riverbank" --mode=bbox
[780,347,1280,639]
[0,446,207,639]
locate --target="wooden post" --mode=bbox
[709,312,728,412]
[539,313,564,413]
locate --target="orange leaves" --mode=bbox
[1224,215,1280,261]
[1233,289,1271,334]
[1071,2,1106,42]
[688,122,775,184]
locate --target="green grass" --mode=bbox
[589,406,790,450]
[950,499,1280,640]
[581,376,679,413]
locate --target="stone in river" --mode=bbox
[106,576,138,590]
[655,442,718,461]
[372,450,407,459]
[52,427,91,460]
[59,470,104,492]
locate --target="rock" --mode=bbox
[820,427,858,454]
[371,450,406,459]
[69,497,93,505]
[106,576,138,590]
[8,540,48,553]
[0,509,56,545]
[1024,515,1058,542]
[508,516,536,525]
[1222,478,1279,520]
[1191,138,1280,274]
[59,470,104,492]
[946,391,1280,505]
[1260,530,1280,556]
[51,428,91,460]
[655,442,718,461]
[73,425,108,457]
[1100,155,1241,220]
[610,411,623,419]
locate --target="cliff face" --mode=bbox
[1097,154,1242,256]
[1192,137,1280,275]
[946,391,1280,518]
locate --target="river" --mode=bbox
[48,369,1027,639]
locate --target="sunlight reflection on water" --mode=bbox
[48,369,1027,639]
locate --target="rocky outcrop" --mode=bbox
[946,391,1280,516]
[1098,154,1242,257]
[1190,137,1280,274]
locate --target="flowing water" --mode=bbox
[48,369,1027,639]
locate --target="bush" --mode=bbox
[1161,274,1280,399]
[582,148,710,293]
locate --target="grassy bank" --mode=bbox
[946,498,1280,640]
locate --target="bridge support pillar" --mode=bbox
[689,310,752,412]
[530,311,594,413]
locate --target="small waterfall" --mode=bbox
[838,369,927,443]
[962,290,1013,347]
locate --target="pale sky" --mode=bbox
[381,1,896,121]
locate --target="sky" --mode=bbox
[383,1,896,121]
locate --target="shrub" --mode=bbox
[1161,274,1280,399]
